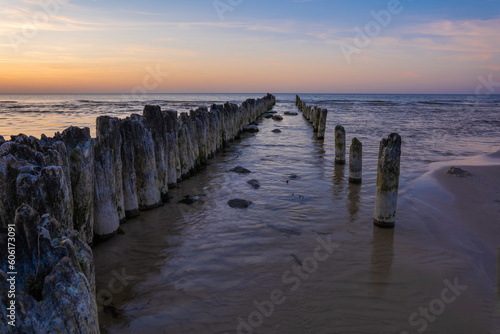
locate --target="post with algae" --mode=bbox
[374,133,401,228]
[317,108,328,139]
[335,125,346,165]
[349,137,362,183]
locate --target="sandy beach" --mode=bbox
[407,153,500,333]
[91,107,500,333]
[433,163,500,250]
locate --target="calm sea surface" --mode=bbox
[2,94,500,333]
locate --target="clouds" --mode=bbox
[0,0,499,93]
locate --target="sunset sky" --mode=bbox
[1,0,499,94]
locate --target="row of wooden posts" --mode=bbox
[295,95,401,228]
[0,95,277,245]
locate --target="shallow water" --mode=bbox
[88,97,500,333]
[3,93,499,332]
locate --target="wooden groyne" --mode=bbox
[295,95,402,227]
[295,95,328,139]
[0,93,275,333]
[0,94,276,244]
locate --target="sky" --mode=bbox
[0,0,499,94]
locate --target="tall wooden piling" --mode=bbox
[318,109,328,140]
[335,125,346,165]
[374,133,402,228]
[497,246,500,301]
[349,138,362,183]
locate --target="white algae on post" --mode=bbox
[374,133,402,228]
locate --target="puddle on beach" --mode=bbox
[93,103,500,333]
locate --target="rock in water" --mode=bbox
[447,166,470,177]
[178,195,203,205]
[243,125,259,133]
[272,115,284,121]
[284,112,298,116]
[272,129,282,133]
[247,179,261,189]
[230,166,251,174]
[0,204,98,333]
[228,199,253,209]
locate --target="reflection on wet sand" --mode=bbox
[333,163,346,202]
[347,182,361,221]
[370,227,394,298]
[498,246,500,301]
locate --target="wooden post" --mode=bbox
[317,109,328,140]
[349,138,362,183]
[374,133,401,228]
[335,125,346,165]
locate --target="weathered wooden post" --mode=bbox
[374,133,402,228]
[317,109,328,139]
[349,138,362,183]
[335,125,346,164]
[314,108,322,133]
[497,246,500,301]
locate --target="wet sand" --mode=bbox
[433,163,500,250]
[93,106,500,333]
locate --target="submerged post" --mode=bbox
[374,133,402,228]
[349,138,362,183]
[317,109,328,139]
[335,125,346,164]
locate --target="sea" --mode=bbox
[1,93,500,333]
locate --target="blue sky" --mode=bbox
[1,0,499,93]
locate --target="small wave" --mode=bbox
[316,99,352,103]
[365,101,399,106]
[77,100,106,104]
[418,101,448,105]
[0,101,17,104]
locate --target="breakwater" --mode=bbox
[0,93,275,243]
[0,93,276,333]
[295,95,328,139]
[295,95,401,226]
